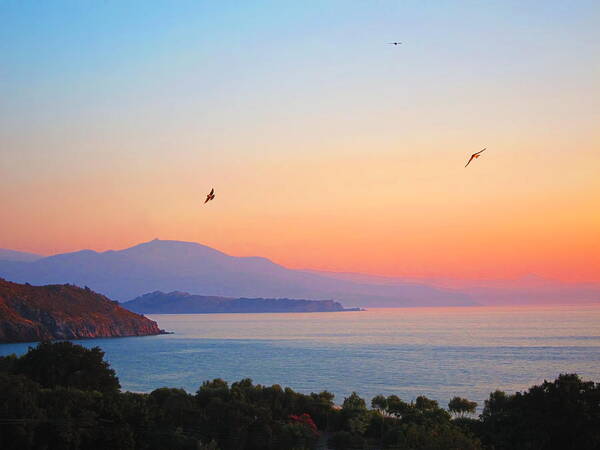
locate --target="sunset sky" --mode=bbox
[1,1,599,281]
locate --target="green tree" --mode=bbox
[150,387,197,428]
[342,392,367,412]
[386,395,410,418]
[15,341,120,393]
[276,421,317,450]
[448,396,478,417]
[414,395,438,411]
[305,390,335,429]
[480,374,600,450]
[328,430,365,450]
[342,392,369,435]
[196,378,230,405]
[0,373,44,450]
[371,394,387,414]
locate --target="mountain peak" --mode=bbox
[118,239,229,258]
[0,240,478,307]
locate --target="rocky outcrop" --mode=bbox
[122,290,360,314]
[0,279,165,343]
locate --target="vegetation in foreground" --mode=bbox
[1,342,599,450]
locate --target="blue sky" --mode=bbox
[1,1,599,280]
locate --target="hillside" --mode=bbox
[0,279,165,343]
[0,239,474,307]
[122,290,361,314]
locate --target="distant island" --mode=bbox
[122,290,363,314]
[0,279,166,343]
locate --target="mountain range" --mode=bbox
[312,271,600,305]
[0,239,473,307]
[1,239,598,307]
[0,249,42,263]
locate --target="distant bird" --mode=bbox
[465,148,486,167]
[204,188,215,204]
[388,42,403,46]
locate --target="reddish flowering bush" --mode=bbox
[289,413,319,435]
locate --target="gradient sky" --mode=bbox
[1,1,599,281]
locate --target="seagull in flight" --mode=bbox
[388,42,403,46]
[465,148,486,167]
[204,188,215,204]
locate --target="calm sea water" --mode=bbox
[2,306,600,409]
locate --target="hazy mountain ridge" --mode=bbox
[0,279,165,343]
[0,239,474,307]
[123,290,359,314]
[0,249,42,263]
[307,270,600,305]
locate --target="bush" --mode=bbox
[12,341,120,392]
[329,430,365,449]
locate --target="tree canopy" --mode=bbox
[1,342,598,450]
[9,341,120,392]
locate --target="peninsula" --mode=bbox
[0,279,165,343]
[122,290,363,314]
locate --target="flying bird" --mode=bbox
[204,188,215,204]
[388,42,403,45]
[465,148,486,167]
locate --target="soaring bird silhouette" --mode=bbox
[465,148,486,167]
[204,188,215,204]
[388,42,403,46]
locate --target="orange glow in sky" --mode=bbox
[1,1,599,282]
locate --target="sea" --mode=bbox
[2,305,600,410]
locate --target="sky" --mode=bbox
[1,0,599,282]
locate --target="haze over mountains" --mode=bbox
[0,239,473,307]
[0,239,598,307]
[0,249,42,263]
[313,271,600,305]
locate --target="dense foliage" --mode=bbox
[477,373,600,449]
[0,342,598,449]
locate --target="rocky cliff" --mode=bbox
[0,279,165,343]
